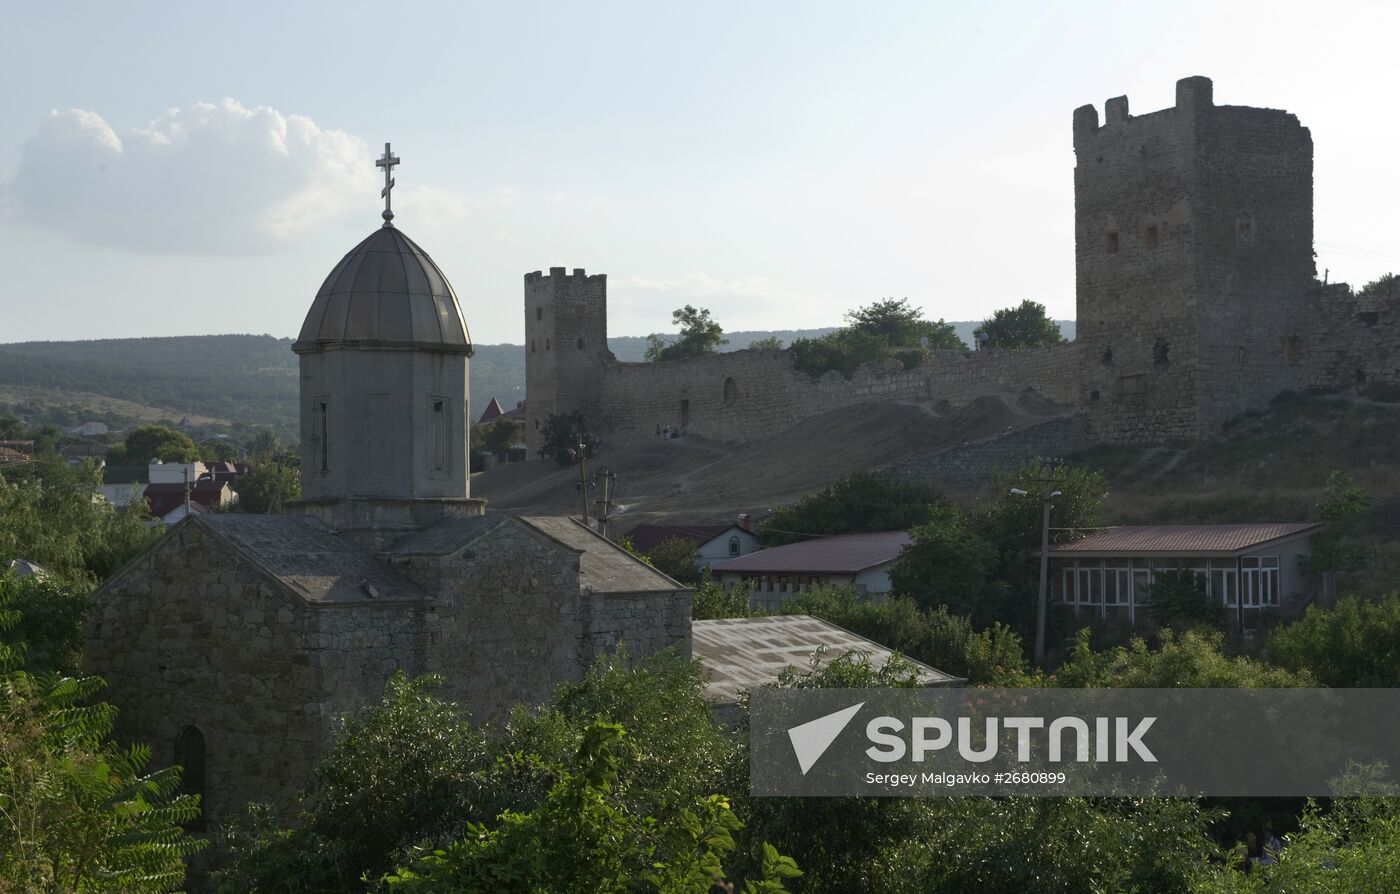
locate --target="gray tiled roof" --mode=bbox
[710,531,911,575]
[521,516,687,594]
[1045,523,1322,556]
[691,615,963,705]
[197,514,432,604]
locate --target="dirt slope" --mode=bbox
[474,392,1071,528]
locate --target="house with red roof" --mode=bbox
[1042,523,1322,630]
[626,516,762,570]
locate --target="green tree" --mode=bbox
[383,721,799,894]
[779,587,1028,685]
[889,504,999,617]
[845,298,965,351]
[235,456,301,514]
[479,419,522,457]
[1146,569,1223,631]
[541,412,592,466]
[108,425,200,465]
[222,651,742,894]
[0,416,24,440]
[1356,272,1396,302]
[1267,594,1400,687]
[0,593,205,890]
[747,336,785,351]
[1053,628,1314,688]
[1307,471,1369,594]
[757,472,943,547]
[973,299,1066,350]
[0,460,159,583]
[691,573,755,620]
[646,536,701,585]
[645,306,728,362]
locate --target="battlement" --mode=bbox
[525,267,605,282]
[1073,76,1215,145]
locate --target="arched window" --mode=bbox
[175,725,206,830]
[728,536,741,557]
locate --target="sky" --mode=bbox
[1,0,1397,346]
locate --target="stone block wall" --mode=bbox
[394,519,587,719]
[580,589,693,662]
[84,525,326,827]
[1303,283,1399,387]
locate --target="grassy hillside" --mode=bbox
[0,321,1074,433]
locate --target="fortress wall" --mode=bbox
[1303,283,1400,388]
[594,342,1085,446]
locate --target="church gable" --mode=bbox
[84,518,331,827]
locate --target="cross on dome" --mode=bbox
[376,142,400,225]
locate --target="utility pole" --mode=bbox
[592,466,617,539]
[572,437,590,527]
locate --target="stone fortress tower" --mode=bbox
[1074,76,1316,441]
[524,267,609,457]
[520,75,1384,453]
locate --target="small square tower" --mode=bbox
[524,267,609,457]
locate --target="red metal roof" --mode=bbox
[711,531,911,575]
[1045,523,1321,556]
[627,523,738,554]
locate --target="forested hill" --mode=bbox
[0,321,1074,433]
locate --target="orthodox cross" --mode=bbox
[376,142,400,224]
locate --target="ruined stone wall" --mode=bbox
[1303,283,1400,388]
[84,525,328,827]
[593,343,1085,447]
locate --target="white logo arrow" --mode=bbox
[787,702,865,775]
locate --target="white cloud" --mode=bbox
[4,100,466,255]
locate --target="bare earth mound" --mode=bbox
[475,393,1072,527]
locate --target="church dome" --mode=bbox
[294,225,473,355]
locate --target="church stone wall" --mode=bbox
[84,525,327,827]
[581,590,693,661]
[394,520,587,719]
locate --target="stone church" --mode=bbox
[83,154,691,827]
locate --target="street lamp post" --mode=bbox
[1012,486,1061,667]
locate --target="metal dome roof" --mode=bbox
[294,225,472,355]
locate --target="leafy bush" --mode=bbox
[757,472,942,547]
[1267,594,1400,687]
[645,536,701,585]
[1147,569,1223,630]
[692,574,755,620]
[1053,629,1315,689]
[778,587,1028,685]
